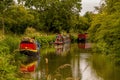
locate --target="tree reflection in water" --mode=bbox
[79,53,103,80]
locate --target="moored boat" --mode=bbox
[54,34,64,45]
[77,33,87,43]
[19,37,40,56]
[54,34,71,45]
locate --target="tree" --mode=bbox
[105,0,120,14]
[5,5,35,34]
[0,0,15,34]
[88,0,120,57]
[18,0,82,33]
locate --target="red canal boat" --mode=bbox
[77,33,87,43]
[19,37,40,56]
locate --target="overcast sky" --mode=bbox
[80,0,101,15]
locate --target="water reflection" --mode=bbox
[78,43,91,49]
[54,44,63,54]
[79,53,103,80]
[71,51,102,80]
[17,43,120,80]
[20,57,37,73]
[19,56,40,79]
[71,53,81,80]
[76,42,103,80]
[54,43,70,56]
[39,43,72,80]
[90,53,120,80]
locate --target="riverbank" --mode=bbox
[0,31,78,80]
[0,32,120,79]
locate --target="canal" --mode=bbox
[17,43,120,80]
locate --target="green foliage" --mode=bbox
[88,0,120,64]
[0,0,14,13]
[105,0,120,14]
[77,16,89,32]
[0,36,20,80]
[4,5,35,34]
[37,35,56,47]
[0,33,58,79]
[24,27,56,47]
[0,54,16,80]
[88,14,105,42]
[89,13,120,54]
[0,0,85,34]
[7,0,82,33]
[70,34,78,43]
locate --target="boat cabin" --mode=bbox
[19,37,40,56]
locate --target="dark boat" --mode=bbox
[77,33,87,43]
[19,37,40,56]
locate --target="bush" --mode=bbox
[0,35,20,80]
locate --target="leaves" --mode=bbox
[4,5,35,34]
[88,0,120,56]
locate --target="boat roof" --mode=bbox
[21,37,36,43]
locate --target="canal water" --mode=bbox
[18,43,120,80]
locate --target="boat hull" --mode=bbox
[20,50,39,56]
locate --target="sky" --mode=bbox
[80,0,101,15]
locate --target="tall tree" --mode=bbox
[5,5,35,34]
[105,0,120,14]
[18,0,82,33]
[0,0,14,34]
[88,0,120,56]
